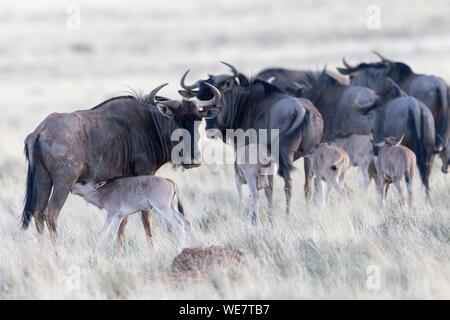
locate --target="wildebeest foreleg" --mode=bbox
[283,172,292,215]
[247,176,260,225]
[234,170,245,217]
[264,175,273,221]
[304,157,314,201]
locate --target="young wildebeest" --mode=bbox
[72,176,200,250]
[331,134,376,188]
[309,143,350,207]
[235,143,274,224]
[373,136,416,207]
[22,83,221,242]
[179,62,324,214]
[338,52,450,169]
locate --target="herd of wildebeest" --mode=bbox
[21,52,450,250]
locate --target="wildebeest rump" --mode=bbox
[338,52,450,166]
[373,136,416,207]
[293,70,379,140]
[180,62,324,213]
[22,83,221,240]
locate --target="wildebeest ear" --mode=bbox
[178,90,196,99]
[156,103,176,118]
[199,106,221,119]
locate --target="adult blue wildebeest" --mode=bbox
[338,52,450,172]
[180,62,324,215]
[296,70,436,197]
[22,83,221,241]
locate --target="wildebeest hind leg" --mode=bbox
[45,180,73,242]
[116,216,129,250]
[140,209,154,246]
[34,166,52,234]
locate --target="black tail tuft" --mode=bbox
[21,142,38,230]
[277,108,308,177]
[409,109,430,192]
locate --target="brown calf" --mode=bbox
[374,136,416,206]
[310,143,350,207]
[72,176,200,251]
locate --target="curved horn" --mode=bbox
[373,51,389,62]
[342,57,356,70]
[266,76,276,84]
[396,134,404,146]
[148,83,169,105]
[180,69,199,90]
[220,61,238,78]
[196,83,221,110]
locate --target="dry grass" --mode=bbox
[0,0,449,299]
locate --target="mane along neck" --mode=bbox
[222,81,279,130]
[141,103,178,166]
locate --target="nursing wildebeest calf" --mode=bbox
[338,52,450,168]
[22,83,221,241]
[72,176,200,251]
[180,62,324,215]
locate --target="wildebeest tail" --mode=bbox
[22,135,42,229]
[436,82,449,148]
[277,108,305,176]
[408,108,430,192]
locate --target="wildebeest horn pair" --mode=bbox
[149,82,220,110]
[341,51,390,73]
[180,61,239,91]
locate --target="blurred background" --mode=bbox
[1,0,450,165]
